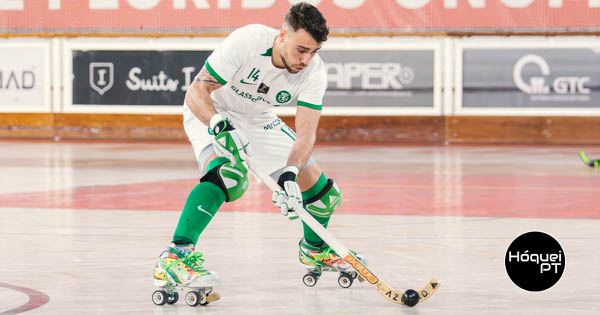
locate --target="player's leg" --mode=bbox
[154,107,249,289]
[295,163,366,272]
[296,162,335,246]
[247,115,365,272]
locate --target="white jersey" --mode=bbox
[204,24,327,115]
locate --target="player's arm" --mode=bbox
[273,62,326,218]
[286,106,321,169]
[286,59,326,170]
[184,65,223,126]
[185,65,250,164]
[272,106,320,219]
[187,25,250,126]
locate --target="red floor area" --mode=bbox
[1,172,597,219]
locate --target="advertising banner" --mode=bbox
[320,50,435,108]
[70,45,438,114]
[2,1,600,34]
[72,50,211,106]
[0,45,47,111]
[462,48,600,108]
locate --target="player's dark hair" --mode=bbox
[284,2,329,43]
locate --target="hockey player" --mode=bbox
[153,2,364,299]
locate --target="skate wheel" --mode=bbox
[152,290,168,305]
[185,291,201,307]
[303,272,319,287]
[167,292,178,304]
[199,292,209,306]
[338,272,353,289]
[349,271,358,279]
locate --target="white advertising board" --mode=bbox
[0,41,51,112]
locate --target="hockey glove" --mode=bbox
[272,165,302,220]
[209,114,251,165]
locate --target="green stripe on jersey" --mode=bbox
[261,48,273,56]
[297,101,322,110]
[205,61,228,85]
[280,126,296,141]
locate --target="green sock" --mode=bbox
[301,172,330,247]
[172,158,228,245]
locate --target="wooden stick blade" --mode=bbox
[247,157,440,307]
[345,254,440,306]
[417,278,440,304]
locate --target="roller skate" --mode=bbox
[299,238,367,289]
[152,243,221,307]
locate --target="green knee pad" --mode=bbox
[301,177,342,246]
[201,157,249,202]
[304,179,342,218]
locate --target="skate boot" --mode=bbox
[298,238,368,289]
[152,243,221,307]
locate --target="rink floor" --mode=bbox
[1,140,599,315]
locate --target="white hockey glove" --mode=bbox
[272,166,302,220]
[209,114,251,165]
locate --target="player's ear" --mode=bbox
[279,27,288,43]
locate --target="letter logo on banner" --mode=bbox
[89,0,118,9]
[0,0,24,10]
[288,0,320,6]
[513,54,591,101]
[513,54,551,94]
[396,0,429,9]
[0,70,35,89]
[500,0,534,8]
[89,62,114,95]
[243,0,275,9]
[333,0,363,9]
[327,62,414,90]
[444,0,485,8]
[127,0,160,10]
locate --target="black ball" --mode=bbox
[401,289,419,307]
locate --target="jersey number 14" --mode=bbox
[247,68,260,82]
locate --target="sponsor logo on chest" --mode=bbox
[230,66,294,105]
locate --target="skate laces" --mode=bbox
[182,251,209,275]
[164,249,209,275]
[305,246,340,265]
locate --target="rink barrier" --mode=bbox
[446,116,600,145]
[2,113,600,144]
[1,36,600,143]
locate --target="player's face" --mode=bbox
[280,28,321,74]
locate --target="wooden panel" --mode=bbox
[282,116,445,144]
[54,113,186,140]
[2,113,599,144]
[446,116,600,144]
[51,114,444,143]
[0,113,54,138]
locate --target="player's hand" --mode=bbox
[210,114,251,164]
[272,166,301,220]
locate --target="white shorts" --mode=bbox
[183,104,314,177]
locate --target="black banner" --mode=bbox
[72,50,212,106]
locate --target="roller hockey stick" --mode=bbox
[579,151,600,167]
[246,158,440,307]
